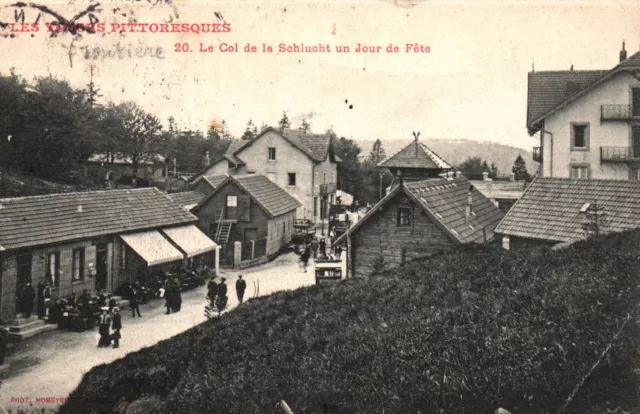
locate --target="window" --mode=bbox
[633,88,640,116]
[120,243,127,269]
[46,252,60,286]
[314,197,318,218]
[72,248,85,281]
[283,222,286,233]
[288,173,296,187]
[631,166,640,181]
[397,207,411,227]
[268,147,276,160]
[226,195,238,207]
[570,165,589,179]
[571,123,589,150]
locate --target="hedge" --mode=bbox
[61,230,640,413]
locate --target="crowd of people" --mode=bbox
[296,231,343,272]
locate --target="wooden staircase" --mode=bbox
[216,220,234,244]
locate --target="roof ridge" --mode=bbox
[0,187,154,202]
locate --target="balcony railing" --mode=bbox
[532,146,542,163]
[600,146,640,162]
[600,104,640,121]
[319,182,337,195]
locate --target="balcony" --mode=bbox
[532,146,542,163]
[319,182,337,195]
[600,146,640,162]
[600,104,640,121]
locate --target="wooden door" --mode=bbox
[244,228,258,241]
[95,243,108,291]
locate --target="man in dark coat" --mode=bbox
[111,307,122,348]
[21,283,35,318]
[130,289,141,318]
[164,282,173,315]
[172,278,182,312]
[217,278,228,311]
[319,238,327,259]
[97,307,112,347]
[300,245,311,273]
[207,277,218,300]
[236,275,247,304]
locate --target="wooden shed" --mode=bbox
[334,176,504,278]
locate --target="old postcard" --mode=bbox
[0,0,639,413]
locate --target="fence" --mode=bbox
[236,238,269,269]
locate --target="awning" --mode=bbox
[161,224,218,258]
[120,230,185,267]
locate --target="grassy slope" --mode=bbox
[62,232,640,414]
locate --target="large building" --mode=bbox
[528,43,640,180]
[192,127,339,222]
[191,174,302,266]
[0,188,217,323]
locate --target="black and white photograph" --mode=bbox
[0,0,640,412]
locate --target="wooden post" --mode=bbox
[279,400,294,414]
[346,232,352,279]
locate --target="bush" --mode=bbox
[61,231,640,414]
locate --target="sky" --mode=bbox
[2,0,640,150]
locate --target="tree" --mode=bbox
[84,66,101,107]
[332,134,362,169]
[241,119,258,140]
[278,111,291,131]
[512,155,532,181]
[368,139,386,165]
[490,162,499,179]
[103,101,164,187]
[458,156,491,178]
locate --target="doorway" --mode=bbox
[95,243,108,291]
[15,252,32,314]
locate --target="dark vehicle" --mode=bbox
[292,219,315,245]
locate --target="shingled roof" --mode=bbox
[167,191,205,209]
[527,50,640,133]
[193,174,302,218]
[527,70,607,131]
[0,188,197,252]
[335,176,504,245]
[495,178,640,243]
[379,140,452,170]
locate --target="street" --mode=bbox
[0,252,326,413]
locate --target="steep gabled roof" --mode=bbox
[527,70,607,132]
[528,51,640,133]
[495,178,640,243]
[335,177,503,245]
[192,174,302,218]
[0,188,197,252]
[378,140,452,170]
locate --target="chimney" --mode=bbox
[455,171,462,178]
[201,151,210,169]
[446,171,454,180]
[482,172,489,181]
[465,185,473,223]
[510,172,516,182]
[620,41,627,62]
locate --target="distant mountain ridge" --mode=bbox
[356,139,538,176]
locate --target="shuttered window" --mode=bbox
[633,88,640,116]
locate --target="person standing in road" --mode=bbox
[97,307,112,348]
[111,307,122,348]
[300,244,311,273]
[130,288,141,318]
[310,237,319,259]
[319,238,327,259]
[236,275,247,304]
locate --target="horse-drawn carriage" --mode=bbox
[292,219,316,246]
